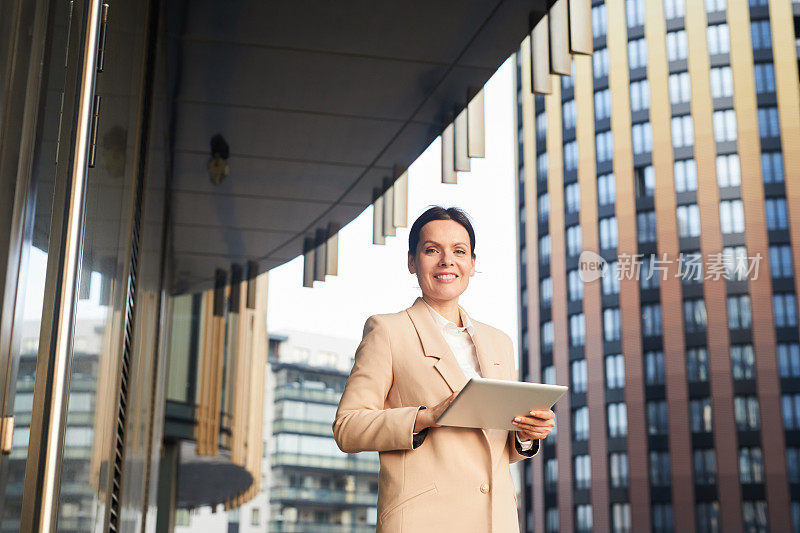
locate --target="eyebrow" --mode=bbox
[422,240,469,247]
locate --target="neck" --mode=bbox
[422,295,462,327]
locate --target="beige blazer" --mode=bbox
[333,297,539,533]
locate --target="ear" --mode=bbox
[470,254,476,276]
[408,252,416,274]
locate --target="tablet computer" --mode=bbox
[435,377,568,431]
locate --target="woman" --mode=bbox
[333,206,555,532]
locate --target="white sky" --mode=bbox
[266,58,521,359]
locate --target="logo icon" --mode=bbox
[578,250,607,282]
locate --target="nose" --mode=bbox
[439,250,455,266]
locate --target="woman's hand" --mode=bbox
[511,409,555,441]
[414,391,459,432]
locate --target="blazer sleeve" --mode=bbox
[333,315,424,453]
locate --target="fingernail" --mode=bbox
[514,417,521,422]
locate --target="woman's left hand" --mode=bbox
[511,409,555,441]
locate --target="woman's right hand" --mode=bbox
[415,390,460,432]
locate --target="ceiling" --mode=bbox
[166,0,548,293]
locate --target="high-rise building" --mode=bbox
[515,1,800,532]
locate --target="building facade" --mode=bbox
[515,0,800,532]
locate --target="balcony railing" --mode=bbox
[274,386,342,405]
[268,522,376,533]
[270,487,377,506]
[272,419,333,437]
[271,453,379,473]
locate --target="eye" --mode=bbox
[455,249,467,255]
[424,248,437,254]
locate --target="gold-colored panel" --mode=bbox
[549,0,571,75]
[382,178,396,237]
[728,0,792,526]
[531,16,553,94]
[467,89,485,158]
[393,167,409,228]
[684,1,742,527]
[454,107,471,171]
[569,0,593,55]
[441,121,457,183]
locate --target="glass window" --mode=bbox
[716,153,741,187]
[647,400,669,435]
[595,89,611,121]
[719,200,745,233]
[642,304,662,336]
[722,245,749,281]
[710,66,734,98]
[540,276,553,305]
[788,448,800,483]
[566,225,582,256]
[565,182,581,212]
[545,458,558,492]
[696,502,721,533]
[783,393,800,430]
[731,344,756,380]
[777,343,800,378]
[664,0,685,19]
[742,501,769,532]
[728,295,752,329]
[751,20,772,50]
[570,313,586,347]
[538,193,550,222]
[680,251,704,284]
[638,210,657,242]
[713,109,738,142]
[649,452,672,487]
[610,452,629,488]
[564,140,578,171]
[628,38,648,70]
[604,308,621,341]
[576,504,593,533]
[707,24,730,55]
[573,406,590,441]
[677,204,701,238]
[594,47,609,78]
[537,152,548,180]
[541,321,554,351]
[626,0,646,27]
[634,165,655,197]
[563,99,576,130]
[674,159,698,192]
[690,398,713,433]
[608,402,628,438]
[600,216,618,250]
[705,0,726,12]
[536,111,548,139]
[669,72,691,104]
[546,508,559,533]
[574,454,591,490]
[603,261,620,295]
[684,298,708,333]
[754,63,776,94]
[687,348,709,382]
[761,151,784,183]
[606,353,625,389]
[734,395,760,431]
[592,4,608,38]
[640,255,662,290]
[632,123,653,155]
[774,293,798,327]
[543,365,556,385]
[645,350,664,385]
[598,173,616,206]
[630,80,650,112]
[666,30,688,62]
[758,106,780,138]
[572,359,588,393]
[568,270,582,302]
[539,235,551,265]
[694,449,717,485]
[612,503,631,533]
[672,115,694,147]
[739,447,764,483]
[596,130,614,163]
[765,198,788,230]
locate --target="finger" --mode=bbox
[513,419,552,432]
[528,410,554,420]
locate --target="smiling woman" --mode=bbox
[332,205,556,533]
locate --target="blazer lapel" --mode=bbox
[406,297,468,394]
[461,309,505,381]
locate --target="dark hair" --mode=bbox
[408,206,476,258]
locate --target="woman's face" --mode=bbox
[408,219,475,305]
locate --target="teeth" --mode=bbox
[435,274,456,280]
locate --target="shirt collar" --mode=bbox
[421,298,475,336]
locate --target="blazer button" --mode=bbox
[480,483,490,494]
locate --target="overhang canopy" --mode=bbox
[167,0,550,293]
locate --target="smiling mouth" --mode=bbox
[434,274,457,281]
